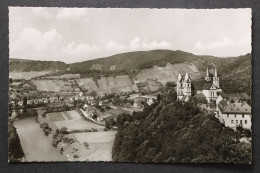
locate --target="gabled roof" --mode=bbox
[218,99,251,114]
[203,82,215,90]
[192,80,215,91]
[220,92,250,103]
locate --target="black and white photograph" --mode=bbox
[8,7,252,163]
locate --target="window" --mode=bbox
[234,114,236,118]
[231,120,234,124]
[236,120,238,124]
[245,120,247,124]
[242,114,244,118]
[240,120,243,125]
[227,114,229,118]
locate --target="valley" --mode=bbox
[8,49,252,162]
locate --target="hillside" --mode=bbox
[112,87,251,163]
[9,58,68,72]
[69,50,201,72]
[218,54,251,94]
[9,50,251,94]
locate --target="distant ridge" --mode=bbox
[9,50,251,94]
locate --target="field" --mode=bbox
[54,120,104,132]
[32,79,76,92]
[72,131,117,161]
[46,110,81,122]
[74,131,117,144]
[45,110,103,132]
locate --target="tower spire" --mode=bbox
[184,72,190,81]
[206,67,210,77]
[214,67,218,77]
[177,73,182,81]
[205,66,211,81]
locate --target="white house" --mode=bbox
[216,93,251,130]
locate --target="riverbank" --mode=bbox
[14,117,67,162]
[8,119,25,162]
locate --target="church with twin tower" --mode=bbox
[176,67,222,102]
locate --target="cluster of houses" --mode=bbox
[9,91,96,109]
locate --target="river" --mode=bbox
[13,110,67,162]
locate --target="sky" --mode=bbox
[9,7,251,63]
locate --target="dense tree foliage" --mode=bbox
[219,54,251,95]
[8,120,24,162]
[112,87,251,163]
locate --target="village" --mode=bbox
[9,74,160,161]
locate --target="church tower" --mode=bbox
[183,72,191,96]
[205,67,211,82]
[213,67,220,88]
[177,74,183,94]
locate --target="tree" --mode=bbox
[23,96,27,106]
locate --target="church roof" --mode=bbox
[192,80,215,90]
[192,80,205,90]
[203,82,214,90]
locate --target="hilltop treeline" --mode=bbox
[9,59,68,72]
[112,85,251,163]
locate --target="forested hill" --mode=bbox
[9,59,68,72]
[112,85,252,163]
[69,50,202,72]
[10,50,250,73]
[9,50,251,94]
[219,54,251,94]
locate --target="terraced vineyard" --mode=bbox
[136,62,202,84]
